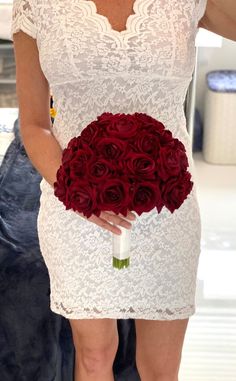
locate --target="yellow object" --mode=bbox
[50,107,57,118]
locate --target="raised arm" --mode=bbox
[198,0,236,41]
[13,31,63,188]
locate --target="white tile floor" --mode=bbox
[179,152,236,381]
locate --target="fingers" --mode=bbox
[76,210,136,235]
[102,211,132,230]
[127,210,137,221]
[120,210,136,221]
[105,210,136,221]
[76,211,122,235]
[89,214,123,235]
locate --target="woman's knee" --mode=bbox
[69,318,119,374]
[135,318,188,381]
[78,340,118,375]
[136,359,179,381]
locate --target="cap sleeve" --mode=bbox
[10,0,37,41]
[195,0,208,24]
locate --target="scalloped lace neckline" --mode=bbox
[82,0,145,36]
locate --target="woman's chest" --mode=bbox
[35,0,199,85]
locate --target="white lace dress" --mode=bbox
[11,0,207,320]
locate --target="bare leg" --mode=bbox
[69,318,119,381]
[135,318,189,381]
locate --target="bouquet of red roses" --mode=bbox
[54,112,193,269]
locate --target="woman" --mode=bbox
[11,1,236,380]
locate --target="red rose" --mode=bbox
[99,113,138,139]
[133,131,160,159]
[97,112,114,122]
[80,121,101,145]
[62,147,76,165]
[63,138,93,166]
[172,138,186,152]
[96,137,128,160]
[67,136,85,151]
[163,138,187,153]
[69,145,94,180]
[97,179,131,216]
[159,130,173,144]
[94,113,114,135]
[161,171,193,213]
[67,136,79,150]
[87,159,114,183]
[156,143,189,181]
[125,152,156,180]
[54,166,71,202]
[69,155,90,180]
[133,112,165,134]
[130,181,163,215]
[67,180,97,218]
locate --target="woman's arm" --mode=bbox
[13,31,63,188]
[198,0,236,41]
[13,30,136,234]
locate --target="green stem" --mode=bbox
[113,257,130,269]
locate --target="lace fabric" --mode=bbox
[52,302,196,320]
[195,0,208,22]
[11,0,37,39]
[11,0,206,320]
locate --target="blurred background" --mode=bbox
[0,1,236,381]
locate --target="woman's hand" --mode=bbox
[76,210,137,235]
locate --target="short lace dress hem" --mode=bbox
[50,300,196,320]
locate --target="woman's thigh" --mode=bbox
[135,318,189,380]
[69,318,119,350]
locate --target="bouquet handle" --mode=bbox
[112,225,131,269]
